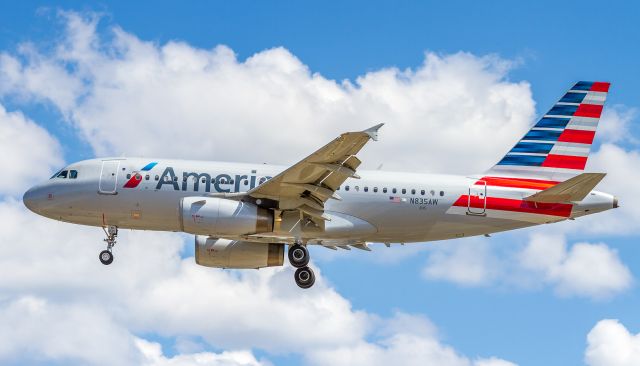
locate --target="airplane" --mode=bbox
[23,81,617,289]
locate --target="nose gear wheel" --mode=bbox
[100,225,118,265]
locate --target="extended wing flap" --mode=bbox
[523,173,606,203]
[248,124,383,204]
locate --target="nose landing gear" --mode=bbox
[99,225,118,265]
[289,243,315,289]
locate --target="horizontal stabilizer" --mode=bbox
[524,173,606,203]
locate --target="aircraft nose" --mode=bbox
[23,186,41,213]
[613,196,619,209]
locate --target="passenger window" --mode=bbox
[244,180,248,186]
[69,170,78,179]
[373,187,378,193]
[230,179,234,184]
[364,186,369,192]
[155,175,159,181]
[173,176,178,182]
[345,186,350,191]
[440,191,445,196]
[430,190,435,196]
[145,175,150,180]
[57,170,68,178]
[383,188,387,193]
[421,189,425,195]
[411,189,416,195]
[183,176,188,182]
[202,178,206,183]
[392,188,397,194]
[402,188,406,194]
[126,174,131,179]
[337,186,340,191]
[355,186,360,191]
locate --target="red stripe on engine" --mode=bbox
[541,154,588,170]
[477,176,559,190]
[590,82,610,92]
[557,129,596,144]
[453,195,573,217]
[574,104,603,118]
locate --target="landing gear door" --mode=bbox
[99,160,120,194]
[467,180,487,215]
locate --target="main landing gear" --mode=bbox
[99,225,118,265]
[289,243,315,289]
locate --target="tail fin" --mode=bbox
[486,81,610,181]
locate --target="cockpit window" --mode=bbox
[50,170,62,179]
[69,170,78,179]
[56,170,69,179]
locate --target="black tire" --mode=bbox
[99,250,114,265]
[288,244,310,268]
[294,266,315,289]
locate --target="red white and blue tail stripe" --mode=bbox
[487,81,609,181]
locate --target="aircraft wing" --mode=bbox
[246,123,384,221]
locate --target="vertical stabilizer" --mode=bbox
[486,81,610,181]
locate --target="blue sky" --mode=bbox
[1,1,639,366]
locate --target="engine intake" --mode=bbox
[180,197,273,236]
[195,236,284,269]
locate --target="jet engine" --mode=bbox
[195,236,284,269]
[180,197,273,236]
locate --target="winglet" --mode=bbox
[363,123,384,141]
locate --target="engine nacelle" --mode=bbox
[180,197,273,236]
[195,236,284,269]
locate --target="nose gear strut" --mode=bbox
[99,225,118,265]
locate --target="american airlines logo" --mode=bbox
[123,162,157,188]
[123,163,272,193]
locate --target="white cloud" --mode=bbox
[0,296,267,366]
[581,143,640,234]
[474,358,517,366]
[518,234,632,299]
[421,233,633,300]
[585,319,640,366]
[597,105,638,144]
[0,11,535,175]
[136,338,265,366]
[422,238,499,286]
[0,296,141,365]
[0,104,63,195]
[305,312,516,366]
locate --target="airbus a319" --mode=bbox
[23,81,617,288]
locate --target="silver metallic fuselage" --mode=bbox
[23,158,617,244]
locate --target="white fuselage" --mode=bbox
[23,157,616,244]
